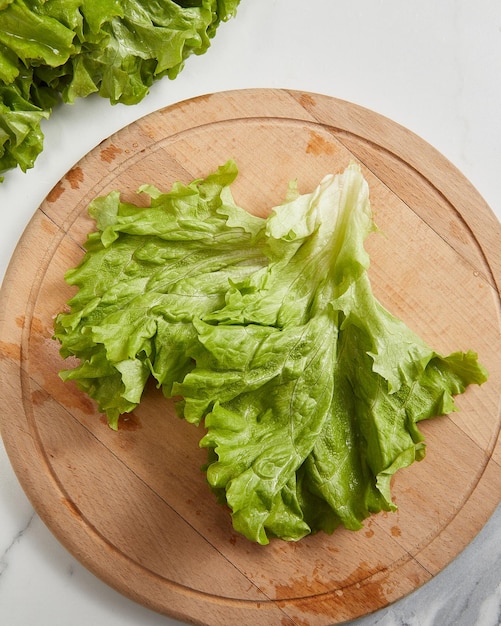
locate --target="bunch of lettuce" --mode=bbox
[0,0,240,181]
[54,161,488,544]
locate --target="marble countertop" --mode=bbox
[1,1,500,624]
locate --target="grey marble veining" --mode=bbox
[0,510,36,579]
[346,505,501,626]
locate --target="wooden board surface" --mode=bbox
[0,89,500,626]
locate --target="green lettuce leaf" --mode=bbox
[54,161,488,544]
[0,0,241,180]
[54,160,267,428]
[0,67,57,178]
[173,165,487,542]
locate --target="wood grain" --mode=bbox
[0,89,500,626]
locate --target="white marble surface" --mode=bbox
[1,1,500,624]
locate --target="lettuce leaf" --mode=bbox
[0,0,241,180]
[55,160,267,427]
[54,161,488,544]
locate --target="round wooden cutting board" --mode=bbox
[1,89,500,626]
